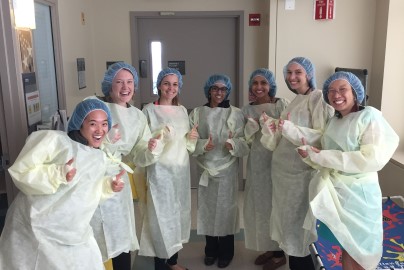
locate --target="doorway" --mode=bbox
[130,11,244,189]
[0,0,65,214]
[32,0,66,127]
[130,11,244,109]
[0,77,8,232]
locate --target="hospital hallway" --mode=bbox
[131,189,289,270]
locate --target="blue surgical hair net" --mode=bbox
[101,62,139,96]
[68,99,112,132]
[283,57,317,92]
[248,68,277,97]
[156,68,183,92]
[203,74,232,100]
[323,71,365,104]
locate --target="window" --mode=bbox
[151,41,162,95]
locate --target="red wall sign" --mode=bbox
[249,13,261,26]
[314,0,335,20]
[328,0,335,19]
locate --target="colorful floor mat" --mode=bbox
[315,198,404,269]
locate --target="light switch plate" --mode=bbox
[285,0,295,10]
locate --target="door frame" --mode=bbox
[0,0,29,203]
[35,0,67,111]
[129,11,245,108]
[0,0,66,205]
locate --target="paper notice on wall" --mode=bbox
[25,90,41,125]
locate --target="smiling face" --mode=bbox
[80,110,109,148]
[209,83,227,107]
[158,74,179,103]
[110,69,135,106]
[327,79,356,117]
[251,75,270,100]
[286,63,310,94]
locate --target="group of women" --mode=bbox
[246,57,398,270]
[0,56,399,270]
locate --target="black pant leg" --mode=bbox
[154,257,167,270]
[205,235,219,258]
[112,252,131,270]
[273,250,285,258]
[218,234,234,260]
[166,252,179,266]
[289,254,315,270]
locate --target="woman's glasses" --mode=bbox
[328,88,349,95]
[210,86,228,93]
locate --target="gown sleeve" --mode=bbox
[130,113,164,166]
[259,98,291,151]
[8,131,73,195]
[281,90,334,148]
[226,106,250,157]
[303,108,399,173]
[189,107,209,156]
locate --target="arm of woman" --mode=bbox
[189,107,210,156]
[282,92,333,148]
[303,109,399,173]
[8,131,74,195]
[225,107,250,157]
[130,111,165,167]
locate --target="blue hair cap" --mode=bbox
[156,68,183,92]
[283,57,317,91]
[249,68,277,97]
[101,62,139,96]
[323,71,365,104]
[68,99,112,132]
[203,74,232,100]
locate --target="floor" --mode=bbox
[132,189,289,270]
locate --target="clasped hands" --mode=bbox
[259,111,290,133]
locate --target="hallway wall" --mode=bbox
[268,0,376,102]
[55,0,404,196]
[57,0,270,114]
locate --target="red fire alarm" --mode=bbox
[249,14,261,26]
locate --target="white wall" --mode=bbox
[56,0,404,195]
[58,0,96,114]
[380,0,404,151]
[58,0,379,111]
[58,0,270,114]
[375,0,404,196]
[269,0,376,102]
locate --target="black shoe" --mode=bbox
[217,259,232,268]
[204,256,216,266]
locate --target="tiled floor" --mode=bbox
[132,189,289,270]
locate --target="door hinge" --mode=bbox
[0,154,9,172]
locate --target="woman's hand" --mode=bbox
[148,134,162,151]
[204,133,215,151]
[297,137,320,158]
[261,112,269,123]
[108,124,121,143]
[187,124,199,140]
[277,112,290,132]
[225,131,234,151]
[65,158,76,182]
[111,169,125,192]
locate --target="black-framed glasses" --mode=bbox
[210,86,228,93]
